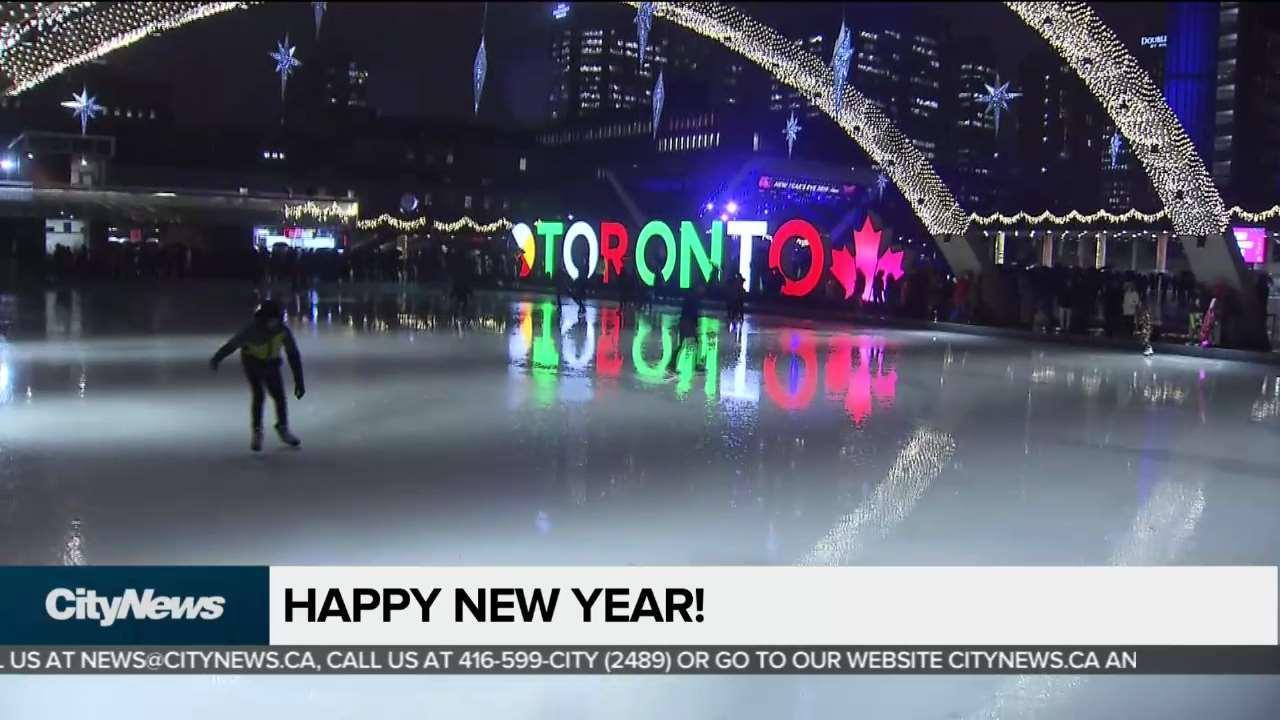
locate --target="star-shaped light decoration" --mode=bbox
[635,2,655,68]
[60,86,103,136]
[830,20,852,112]
[1109,129,1123,168]
[473,34,487,114]
[875,171,889,200]
[270,35,301,100]
[976,76,1021,136]
[783,111,801,158]
[652,69,665,139]
[313,1,326,39]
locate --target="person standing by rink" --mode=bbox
[210,300,305,451]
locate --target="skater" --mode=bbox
[725,271,747,325]
[209,300,305,451]
[1135,297,1154,357]
[667,287,704,375]
[568,273,589,316]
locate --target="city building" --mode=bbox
[1212,1,1280,209]
[941,39,1010,213]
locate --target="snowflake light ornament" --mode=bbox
[635,2,655,68]
[652,70,665,139]
[783,111,801,158]
[473,34,487,114]
[60,86,102,136]
[976,76,1021,136]
[831,20,852,111]
[270,35,301,100]
[875,171,889,200]
[313,1,326,39]
[1109,129,1123,168]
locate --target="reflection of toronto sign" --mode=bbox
[510,216,904,302]
[511,303,898,424]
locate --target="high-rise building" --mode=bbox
[766,29,944,163]
[943,41,1011,213]
[548,4,667,123]
[1212,1,1280,208]
[1015,52,1106,213]
[325,59,369,111]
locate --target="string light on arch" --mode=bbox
[1006,2,1226,236]
[1,3,253,96]
[623,1,969,237]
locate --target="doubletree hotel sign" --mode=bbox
[510,215,904,302]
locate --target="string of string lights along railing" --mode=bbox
[969,206,1280,228]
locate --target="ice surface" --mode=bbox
[1,284,1278,718]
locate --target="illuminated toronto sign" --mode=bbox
[510,215,904,300]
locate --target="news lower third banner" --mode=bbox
[0,566,1276,675]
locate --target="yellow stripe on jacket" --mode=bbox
[242,332,286,360]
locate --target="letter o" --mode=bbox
[635,221,676,286]
[768,219,827,297]
[562,221,600,281]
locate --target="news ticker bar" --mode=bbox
[2,566,1276,647]
[0,646,1277,675]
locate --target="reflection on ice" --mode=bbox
[798,427,956,566]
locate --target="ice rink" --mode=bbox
[2,283,1278,718]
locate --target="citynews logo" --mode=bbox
[45,588,226,628]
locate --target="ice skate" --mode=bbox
[275,424,301,447]
[251,428,263,452]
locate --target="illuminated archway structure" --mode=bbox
[1,2,1245,286]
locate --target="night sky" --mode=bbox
[102,1,1155,130]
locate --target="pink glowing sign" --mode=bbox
[1232,226,1267,265]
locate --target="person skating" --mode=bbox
[1135,298,1155,357]
[210,300,305,451]
[667,287,704,376]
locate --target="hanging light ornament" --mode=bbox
[1109,129,1123,168]
[635,2,655,67]
[976,75,1021,136]
[652,69,665,139]
[312,1,326,39]
[60,85,102,136]
[875,170,889,200]
[473,5,488,115]
[830,19,852,112]
[783,111,801,158]
[270,34,301,100]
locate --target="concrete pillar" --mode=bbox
[1076,232,1088,267]
[1041,231,1054,267]
[1130,235,1139,271]
[1095,231,1107,269]
[934,231,989,277]
[1156,232,1169,272]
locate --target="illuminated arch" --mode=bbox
[0,2,1227,238]
[1005,2,1226,235]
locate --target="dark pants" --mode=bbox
[242,357,287,430]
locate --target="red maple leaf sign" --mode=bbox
[831,217,905,302]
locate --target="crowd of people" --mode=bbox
[30,238,1276,352]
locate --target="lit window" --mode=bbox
[519,157,527,172]
[464,195,472,209]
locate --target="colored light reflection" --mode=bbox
[506,302,899,424]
